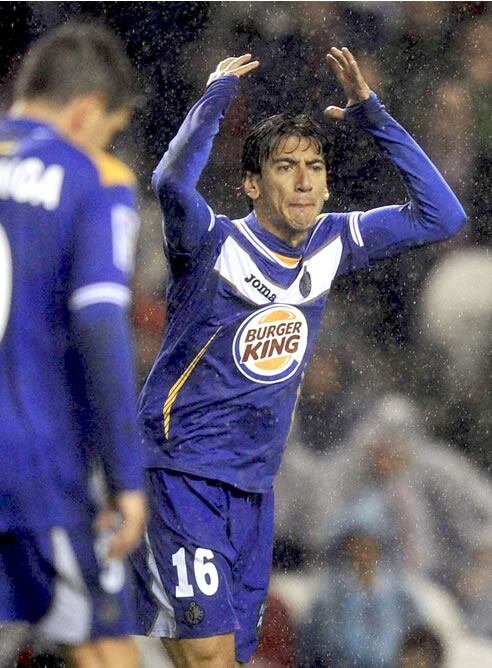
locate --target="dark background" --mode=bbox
[1,2,490,469]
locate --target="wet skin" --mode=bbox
[244,134,329,248]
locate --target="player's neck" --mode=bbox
[10,99,108,153]
[253,208,309,249]
[11,100,74,139]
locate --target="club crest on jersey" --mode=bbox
[299,266,312,298]
[233,304,308,384]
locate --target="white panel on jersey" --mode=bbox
[284,234,344,304]
[36,528,92,645]
[214,236,279,305]
[214,233,343,305]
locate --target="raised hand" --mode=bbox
[207,53,259,87]
[325,47,371,120]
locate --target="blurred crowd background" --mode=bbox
[0,2,490,667]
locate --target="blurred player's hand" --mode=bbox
[96,490,147,559]
[207,54,259,87]
[324,47,371,120]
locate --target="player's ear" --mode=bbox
[324,188,330,201]
[243,171,261,201]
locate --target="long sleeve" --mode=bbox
[344,93,467,261]
[69,166,143,495]
[152,76,239,255]
[71,303,142,494]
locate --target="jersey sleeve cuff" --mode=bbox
[68,282,131,311]
[344,91,388,131]
[206,74,240,93]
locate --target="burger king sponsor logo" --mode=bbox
[233,304,308,384]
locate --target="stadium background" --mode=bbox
[0,2,490,667]
[0,1,489,465]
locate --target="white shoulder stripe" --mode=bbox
[236,219,278,263]
[305,215,327,253]
[236,219,305,268]
[69,282,131,311]
[349,211,364,247]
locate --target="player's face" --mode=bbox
[244,135,328,247]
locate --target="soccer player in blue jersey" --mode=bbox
[0,23,146,668]
[132,50,466,666]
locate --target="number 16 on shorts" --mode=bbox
[172,547,219,597]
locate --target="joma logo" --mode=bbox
[245,273,277,303]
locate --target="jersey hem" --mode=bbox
[144,460,273,495]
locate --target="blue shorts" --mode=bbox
[131,469,274,663]
[0,523,137,644]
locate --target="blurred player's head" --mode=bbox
[242,113,329,246]
[12,22,136,150]
[342,530,382,578]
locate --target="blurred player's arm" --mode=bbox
[71,304,146,558]
[69,169,146,558]
[325,47,467,261]
[152,54,258,254]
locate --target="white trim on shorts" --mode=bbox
[35,528,93,645]
[145,532,177,638]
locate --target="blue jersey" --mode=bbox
[138,77,466,493]
[0,117,143,531]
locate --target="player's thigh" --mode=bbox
[0,531,55,624]
[163,633,238,668]
[132,470,238,642]
[36,523,137,646]
[231,488,275,663]
[64,636,139,668]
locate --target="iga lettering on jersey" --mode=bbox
[0,157,64,210]
[233,304,308,384]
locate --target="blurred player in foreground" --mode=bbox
[0,23,146,668]
[133,49,466,666]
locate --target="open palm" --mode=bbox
[325,47,371,120]
[207,53,259,87]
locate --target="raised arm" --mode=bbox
[326,47,467,261]
[152,54,259,255]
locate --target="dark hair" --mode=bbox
[241,112,327,178]
[14,22,136,111]
[400,626,444,666]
